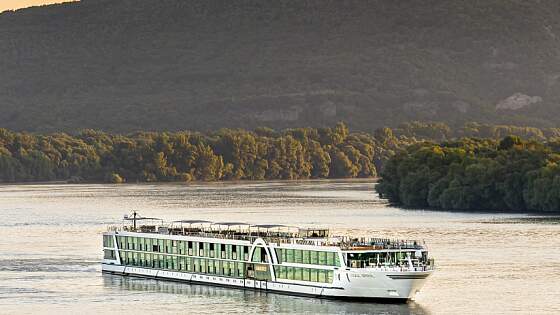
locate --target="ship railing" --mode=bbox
[164,230,312,244]
[364,264,434,272]
[107,225,120,232]
[109,225,425,249]
[339,237,424,250]
[165,231,337,246]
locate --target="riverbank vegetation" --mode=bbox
[3,120,560,215]
[376,136,560,212]
[0,123,405,183]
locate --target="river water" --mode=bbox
[0,180,558,314]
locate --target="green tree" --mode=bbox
[193,144,223,181]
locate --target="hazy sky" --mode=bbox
[0,0,77,12]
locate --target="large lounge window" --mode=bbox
[103,249,115,259]
[251,247,262,262]
[145,238,151,251]
[294,250,303,263]
[302,250,310,264]
[103,235,114,248]
[237,262,245,277]
[346,251,418,268]
[310,251,318,264]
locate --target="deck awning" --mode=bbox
[172,220,212,224]
[212,222,250,226]
[251,224,287,229]
[123,216,161,221]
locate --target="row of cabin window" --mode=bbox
[114,249,332,284]
[116,236,250,260]
[119,251,246,278]
[274,266,333,284]
[275,248,340,267]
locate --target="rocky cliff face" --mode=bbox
[1,0,559,132]
[496,93,543,110]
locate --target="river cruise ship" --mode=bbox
[102,212,434,301]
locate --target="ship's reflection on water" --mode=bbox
[103,274,429,314]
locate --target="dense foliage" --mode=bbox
[376,136,560,212]
[392,121,560,142]
[0,123,408,183]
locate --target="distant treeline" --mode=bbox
[390,121,560,142]
[376,136,560,212]
[0,123,399,183]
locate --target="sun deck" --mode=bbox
[110,213,425,251]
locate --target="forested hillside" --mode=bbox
[376,136,560,212]
[1,0,560,132]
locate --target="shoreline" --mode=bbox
[0,177,379,186]
[1,179,558,215]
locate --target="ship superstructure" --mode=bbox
[102,212,434,301]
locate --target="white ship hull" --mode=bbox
[102,262,432,301]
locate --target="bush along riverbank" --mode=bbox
[376,136,560,213]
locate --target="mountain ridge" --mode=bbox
[1,0,560,132]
